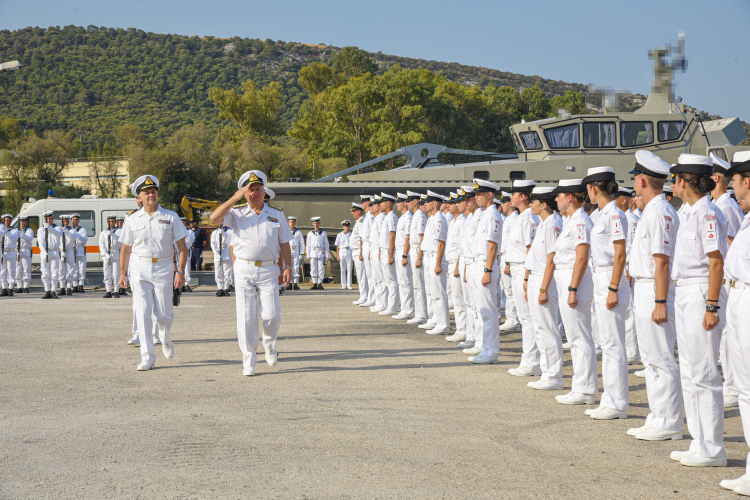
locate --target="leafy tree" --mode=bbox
[208,80,283,141]
[298,62,333,95]
[549,90,587,116]
[332,47,379,80]
[0,115,20,148]
[90,159,124,198]
[520,86,550,121]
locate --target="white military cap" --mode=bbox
[264,187,275,200]
[179,216,187,221]
[551,178,584,194]
[614,186,633,197]
[71,213,81,218]
[311,216,321,222]
[350,203,362,211]
[710,152,731,174]
[238,170,266,189]
[473,178,500,193]
[460,185,476,197]
[397,192,407,200]
[359,194,371,201]
[18,215,28,220]
[419,194,427,204]
[448,192,458,202]
[1,213,12,219]
[630,150,671,179]
[406,190,421,199]
[670,154,713,176]
[43,210,54,217]
[341,219,351,226]
[425,190,446,202]
[510,179,535,193]
[493,198,502,205]
[529,186,556,201]
[373,195,382,202]
[582,166,615,185]
[116,216,125,221]
[663,184,673,194]
[500,191,512,201]
[60,214,70,220]
[380,193,396,202]
[106,214,117,219]
[288,216,297,220]
[727,151,750,176]
[132,175,160,195]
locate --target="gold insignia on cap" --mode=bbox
[249,172,260,183]
[473,180,480,189]
[461,189,466,196]
[144,176,155,186]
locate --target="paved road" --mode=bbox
[1,286,746,499]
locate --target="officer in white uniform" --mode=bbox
[552,179,598,405]
[287,216,305,290]
[711,152,745,409]
[407,194,428,323]
[524,187,564,386]
[179,217,195,292]
[615,188,641,364]
[210,170,292,375]
[118,175,187,370]
[358,197,375,307]
[499,193,520,331]
[668,154,728,467]
[306,217,329,289]
[1,214,19,296]
[100,214,120,298]
[38,211,63,299]
[393,193,414,319]
[368,197,386,310]
[468,179,503,363]
[15,216,34,293]
[349,204,367,303]
[211,223,232,296]
[335,220,353,289]
[584,166,631,421]
[719,151,750,494]
[378,193,400,315]
[70,213,88,293]
[57,214,77,295]
[506,180,542,377]
[493,197,505,322]
[115,216,129,296]
[445,192,466,340]
[458,186,482,351]
[417,191,450,335]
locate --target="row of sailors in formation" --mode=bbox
[338,149,750,495]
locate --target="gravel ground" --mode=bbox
[0,284,746,499]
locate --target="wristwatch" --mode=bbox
[484,268,492,273]
[176,270,184,275]
[706,304,720,313]
[568,286,578,292]
[402,255,408,259]
[284,265,292,270]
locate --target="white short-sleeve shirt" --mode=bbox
[409,209,427,245]
[505,207,540,264]
[590,201,627,268]
[119,205,188,259]
[629,194,680,279]
[379,211,398,249]
[473,205,503,263]
[395,210,412,248]
[714,192,743,239]
[223,203,292,262]
[525,212,562,274]
[725,212,750,284]
[553,207,593,269]
[335,231,351,249]
[671,196,728,280]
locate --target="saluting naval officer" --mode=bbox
[287,216,305,290]
[100,214,121,298]
[118,175,188,371]
[15,215,34,293]
[70,213,88,293]
[306,216,329,290]
[38,211,63,299]
[210,170,292,376]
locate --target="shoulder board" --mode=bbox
[126,209,136,216]
[270,204,281,211]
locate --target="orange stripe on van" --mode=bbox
[32,246,101,254]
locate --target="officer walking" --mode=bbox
[287,216,305,290]
[70,214,88,293]
[306,217,329,290]
[210,170,292,376]
[38,211,63,299]
[100,214,120,298]
[118,175,188,371]
[190,219,206,271]
[15,215,34,293]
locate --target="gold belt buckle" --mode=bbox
[152,258,158,263]
[673,280,677,286]
[254,261,262,267]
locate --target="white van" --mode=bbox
[10,196,138,268]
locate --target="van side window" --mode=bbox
[12,216,39,233]
[54,210,96,236]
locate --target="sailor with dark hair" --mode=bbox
[56,214,77,295]
[190,219,206,271]
[306,216,329,290]
[38,211,63,299]
[211,221,233,296]
[349,205,366,301]
[335,220,353,290]
[70,213,88,293]
[286,216,304,290]
[0,213,19,296]
[15,215,34,293]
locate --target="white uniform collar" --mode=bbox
[682,194,709,215]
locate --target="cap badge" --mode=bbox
[473,181,480,189]
[144,176,155,186]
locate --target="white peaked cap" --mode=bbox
[531,187,555,194]
[132,175,160,196]
[558,178,583,187]
[632,150,671,179]
[288,216,297,220]
[264,187,275,200]
[397,192,407,200]
[238,170,267,189]
[710,152,731,172]
[310,216,321,222]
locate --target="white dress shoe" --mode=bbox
[445,333,466,342]
[635,427,682,441]
[353,299,363,305]
[589,407,627,420]
[627,357,640,365]
[634,369,646,378]
[392,313,413,320]
[418,322,436,330]
[561,342,570,349]
[720,474,750,491]
[242,366,256,376]
[427,327,449,335]
[137,360,155,371]
[585,405,603,416]
[736,484,750,496]
[360,301,375,307]
[457,340,475,349]
[627,424,651,436]
[508,366,541,377]
[680,451,726,467]
[529,379,564,391]
[128,335,140,346]
[670,450,695,462]
[265,349,278,367]
[407,317,428,324]
[378,309,399,316]
[347,286,353,290]
[162,340,174,360]
[499,321,520,332]
[370,306,384,313]
[470,354,498,364]
[153,336,162,346]
[556,392,596,405]
[463,346,482,355]
[725,395,739,408]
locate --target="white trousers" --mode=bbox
[235,261,280,370]
[511,264,539,371]
[593,270,631,412]
[675,282,726,458]
[496,257,503,319]
[448,260,466,333]
[183,251,192,285]
[363,243,374,303]
[528,273,563,384]
[214,258,233,289]
[103,258,120,293]
[720,280,739,397]
[501,266,518,325]
[340,249,353,288]
[469,261,499,358]
[368,247,382,305]
[726,287,750,474]
[40,254,60,292]
[310,257,325,284]
[424,254,450,330]
[291,254,302,283]
[2,254,17,287]
[16,255,31,287]
[132,309,159,337]
[59,250,77,288]
[410,247,427,319]
[625,283,639,359]
[461,257,479,342]
[632,280,683,430]
[75,253,86,285]
[353,249,368,301]
[555,268,598,395]
[131,259,175,363]
[379,249,398,311]
[396,248,414,316]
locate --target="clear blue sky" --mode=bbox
[1,0,748,122]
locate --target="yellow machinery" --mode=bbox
[179,197,222,223]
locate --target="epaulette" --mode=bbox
[270,204,281,211]
[358,217,363,222]
[126,209,137,216]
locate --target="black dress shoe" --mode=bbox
[79,286,85,293]
[285,284,293,291]
[228,285,235,292]
[112,291,120,298]
[67,288,73,295]
[52,292,59,299]
[59,288,67,296]
[216,289,224,296]
[8,289,14,296]
[0,289,7,297]
[42,291,52,299]
[312,283,318,290]
[24,288,30,293]
[318,284,324,290]
[120,289,128,296]
[103,292,112,298]
[293,284,300,290]
[186,286,193,292]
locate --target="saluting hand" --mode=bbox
[232,185,250,202]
